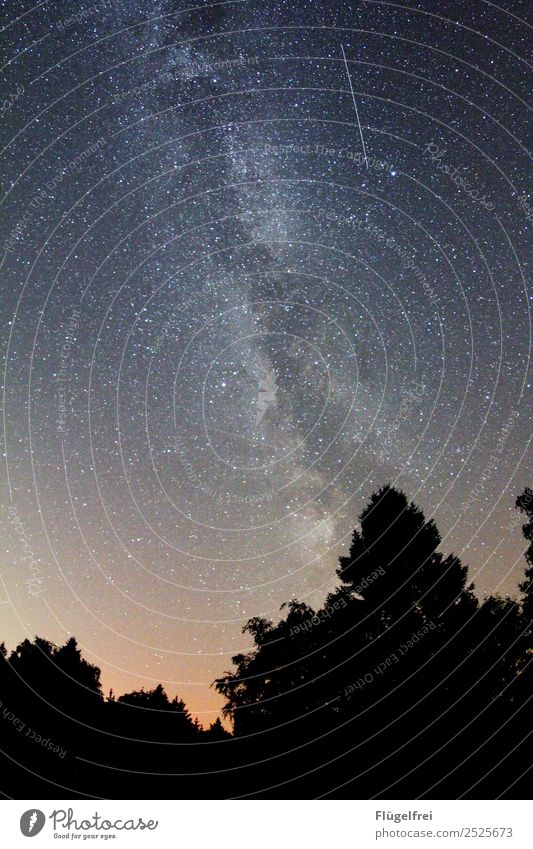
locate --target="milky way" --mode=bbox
[1,0,531,722]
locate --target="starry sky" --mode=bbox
[1,0,531,725]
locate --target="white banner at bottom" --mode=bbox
[1,799,530,848]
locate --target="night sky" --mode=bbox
[1,0,531,725]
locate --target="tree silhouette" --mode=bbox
[516,487,533,622]
[337,484,476,629]
[110,683,199,744]
[205,717,232,740]
[0,484,531,798]
[216,598,351,736]
[215,485,531,798]
[7,635,102,711]
[216,487,477,735]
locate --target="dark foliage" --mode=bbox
[1,486,531,798]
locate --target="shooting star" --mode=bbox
[340,44,368,168]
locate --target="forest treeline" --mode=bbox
[1,485,532,799]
